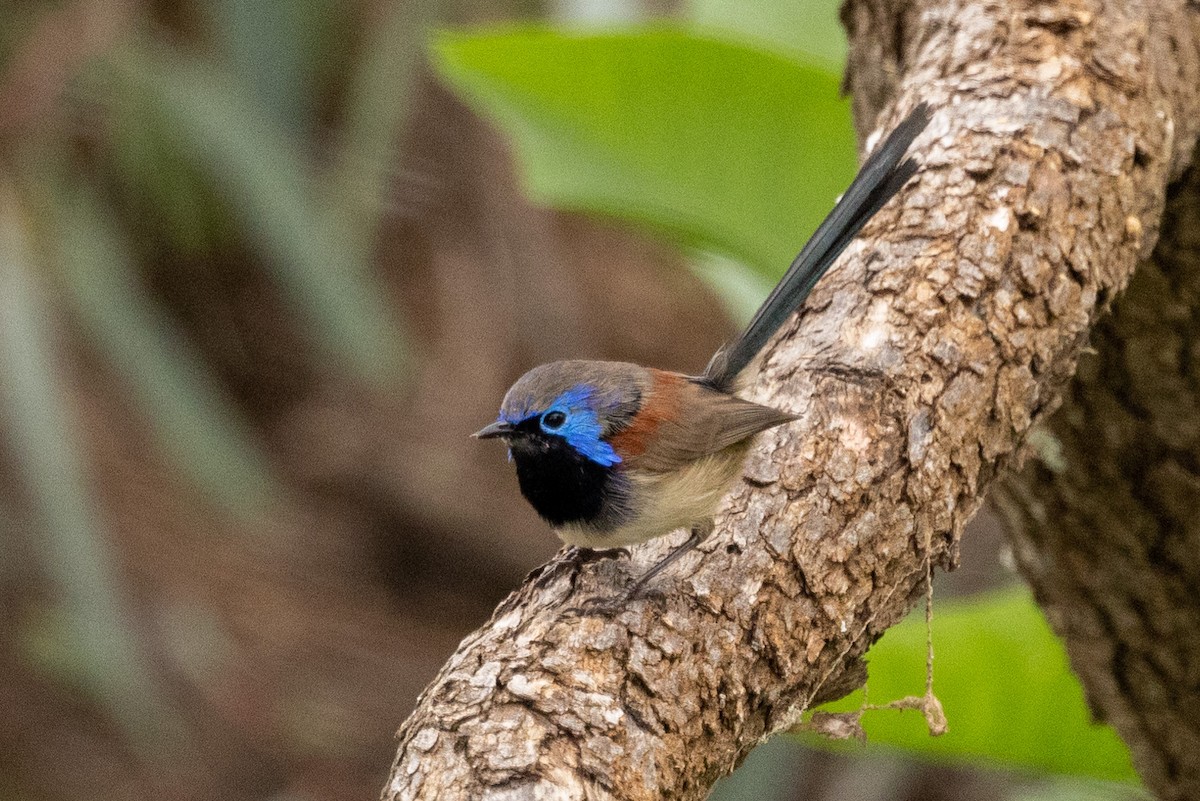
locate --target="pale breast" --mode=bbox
[553,442,750,549]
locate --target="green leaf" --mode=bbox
[690,251,773,324]
[685,0,847,67]
[434,26,857,278]
[89,42,410,385]
[814,588,1139,782]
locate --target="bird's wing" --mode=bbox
[611,371,795,472]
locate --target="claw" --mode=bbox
[564,545,631,565]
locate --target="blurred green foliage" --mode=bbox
[3,1,427,523]
[435,26,857,279]
[685,0,847,66]
[0,0,431,755]
[93,42,411,388]
[0,192,180,748]
[0,0,1151,796]
[821,589,1137,781]
[434,19,1140,789]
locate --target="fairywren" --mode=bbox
[475,103,930,597]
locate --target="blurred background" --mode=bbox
[0,0,1147,799]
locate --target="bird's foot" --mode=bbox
[562,594,626,618]
[562,525,711,614]
[554,546,634,607]
[562,545,631,566]
[619,524,709,600]
[562,577,671,617]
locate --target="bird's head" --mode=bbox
[473,360,646,468]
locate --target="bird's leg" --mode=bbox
[561,524,711,616]
[621,519,714,601]
[564,545,631,565]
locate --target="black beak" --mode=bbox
[473,420,514,439]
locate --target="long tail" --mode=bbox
[702,102,931,391]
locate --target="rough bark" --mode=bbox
[993,150,1200,800]
[383,1,1200,798]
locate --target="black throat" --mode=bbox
[508,433,628,529]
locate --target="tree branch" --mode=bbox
[382,0,1200,798]
[994,126,1200,801]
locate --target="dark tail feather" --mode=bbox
[703,102,931,390]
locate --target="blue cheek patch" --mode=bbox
[501,384,621,468]
[557,408,621,467]
[545,385,621,467]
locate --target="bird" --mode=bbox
[474,103,930,599]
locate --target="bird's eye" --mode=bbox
[541,411,567,430]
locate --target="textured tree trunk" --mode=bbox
[993,133,1200,801]
[844,3,1200,800]
[382,0,1200,799]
